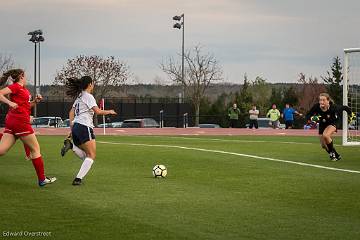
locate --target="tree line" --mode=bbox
[0,47,344,127]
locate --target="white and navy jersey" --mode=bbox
[72,91,97,128]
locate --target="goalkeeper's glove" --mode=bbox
[66,132,72,139]
[310,115,321,123]
[348,112,356,124]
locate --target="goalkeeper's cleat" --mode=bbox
[348,112,356,124]
[39,176,57,187]
[72,178,82,186]
[329,152,341,162]
[61,138,73,157]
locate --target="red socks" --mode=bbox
[31,156,45,181]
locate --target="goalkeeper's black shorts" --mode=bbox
[319,122,337,135]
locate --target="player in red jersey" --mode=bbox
[0,76,31,160]
[0,69,56,186]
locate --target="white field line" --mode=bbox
[133,136,347,147]
[128,135,315,145]
[162,136,315,145]
[98,141,360,174]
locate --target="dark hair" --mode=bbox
[65,76,93,98]
[0,69,24,86]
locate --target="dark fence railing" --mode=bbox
[0,97,308,129]
[0,97,194,128]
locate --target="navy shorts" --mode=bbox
[72,123,95,146]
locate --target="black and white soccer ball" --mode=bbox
[152,165,167,178]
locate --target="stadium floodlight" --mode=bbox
[343,48,360,146]
[28,29,44,117]
[173,15,182,21]
[172,14,185,102]
[173,23,182,29]
[28,29,43,36]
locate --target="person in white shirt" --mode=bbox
[248,104,259,129]
[62,76,116,186]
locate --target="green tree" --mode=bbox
[269,87,283,109]
[234,74,253,127]
[322,56,343,104]
[283,86,299,106]
[251,76,272,116]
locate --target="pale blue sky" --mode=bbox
[1,0,360,84]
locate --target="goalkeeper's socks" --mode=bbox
[76,157,94,179]
[326,141,335,153]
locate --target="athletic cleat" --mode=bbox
[335,153,342,161]
[72,178,82,186]
[329,152,340,161]
[39,176,57,187]
[61,138,73,157]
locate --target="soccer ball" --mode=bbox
[152,165,167,178]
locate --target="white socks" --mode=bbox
[76,157,94,179]
[72,145,87,160]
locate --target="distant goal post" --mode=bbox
[343,48,360,146]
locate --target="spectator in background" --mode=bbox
[281,103,303,129]
[248,104,259,129]
[228,103,241,128]
[266,104,281,129]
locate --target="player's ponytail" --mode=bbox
[65,76,94,98]
[0,69,24,86]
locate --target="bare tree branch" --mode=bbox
[0,54,15,74]
[54,55,131,99]
[160,44,223,126]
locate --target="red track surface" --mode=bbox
[0,127,345,136]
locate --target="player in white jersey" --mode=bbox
[61,76,116,185]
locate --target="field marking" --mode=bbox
[130,136,316,145]
[98,141,360,174]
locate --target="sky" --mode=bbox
[1,0,360,85]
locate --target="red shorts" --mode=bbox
[4,116,34,137]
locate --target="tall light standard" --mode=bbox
[28,29,44,117]
[37,35,44,95]
[172,14,185,102]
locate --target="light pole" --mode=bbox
[37,35,44,95]
[28,29,44,117]
[172,14,185,102]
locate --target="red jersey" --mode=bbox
[6,83,31,122]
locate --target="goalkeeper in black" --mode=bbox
[306,93,354,161]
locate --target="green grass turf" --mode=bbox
[0,135,360,240]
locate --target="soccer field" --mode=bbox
[1,135,360,240]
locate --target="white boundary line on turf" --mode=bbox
[132,136,346,147]
[129,136,316,145]
[161,136,315,145]
[98,141,360,174]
